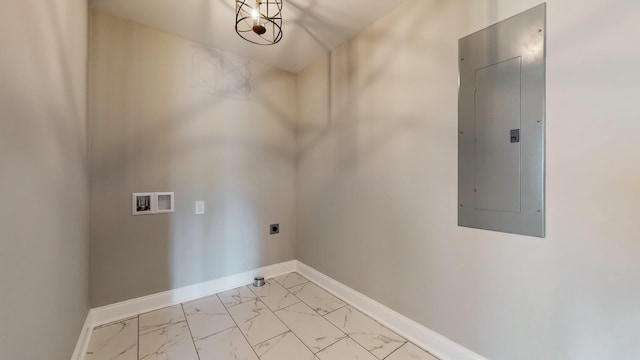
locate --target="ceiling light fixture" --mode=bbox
[235,0,283,45]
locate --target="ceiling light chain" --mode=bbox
[235,0,283,45]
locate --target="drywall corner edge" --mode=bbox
[70,311,93,360]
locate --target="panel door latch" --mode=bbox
[510,129,520,143]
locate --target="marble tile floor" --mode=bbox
[85,272,439,360]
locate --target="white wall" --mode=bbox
[296,0,640,359]
[88,11,297,307]
[0,1,89,360]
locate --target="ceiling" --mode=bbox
[90,0,408,73]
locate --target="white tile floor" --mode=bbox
[85,273,439,360]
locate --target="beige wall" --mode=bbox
[88,11,297,307]
[4,1,635,358]
[297,0,640,359]
[0,1,89,360]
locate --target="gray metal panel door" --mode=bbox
[458,3,546,237]
[474,57,522,213]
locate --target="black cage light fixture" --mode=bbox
[235,0,283,45]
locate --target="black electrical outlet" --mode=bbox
[270,224,279,235]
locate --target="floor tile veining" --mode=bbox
[183,295,236,340]
[274,301,345,352]
[195,327,258,360]
[253,331,315,360]
[218,286,257,307]
[273,272,309,289]
[85,272,439,360]
[226,298,289,346]
[249,280,301,311]
[289,282,348,316]
[85,318,137,360]
[325,306,406,359]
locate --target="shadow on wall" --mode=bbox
[44,0,86,159]
[287,0,337,51]
[191,46,252,99]
[297,0,448,176]
[89,10,296,306]
[294,0,455,287]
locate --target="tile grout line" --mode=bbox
[373,338,409,360]
[217,292,264,359]
[219,285,257,309]
[180,303,202,360]
[320,303,348,317]
[273,273,310,290]
[281,275,407,360]
[314,335,350,355]
[275,275,355,355]
[285,329,327,356]
[273,297,304,312]
[270,296,345,356]
[323,305,408,360]
[334,304,406,339]
[100,273,437,360]
[262,275,347,357]
[284,282,348,318]
[247,280,302,313]
[381,342,404,360]
[295,270,446,359]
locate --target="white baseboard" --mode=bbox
[72,260,297,359]
[70,311,93,360]
[295,261,488,360]
[91,260,297,327]
[72,259,484,360]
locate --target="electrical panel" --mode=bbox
[458,4,546,237]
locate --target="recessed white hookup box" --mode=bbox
[132,192,174,215]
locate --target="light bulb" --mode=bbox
[250,2,266,35]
